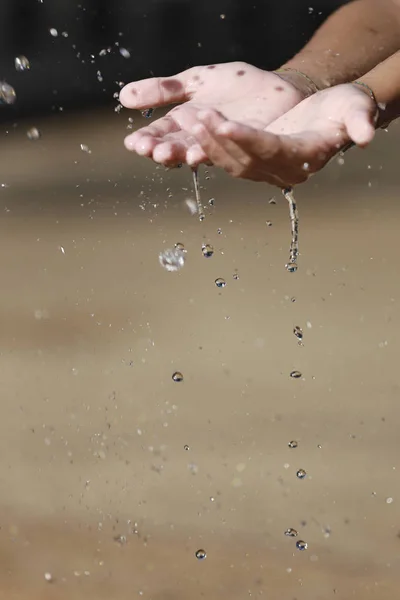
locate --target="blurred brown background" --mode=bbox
[1,1,400,599]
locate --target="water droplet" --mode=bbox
[119,47,131,59]
[184,444,190,451]
[296,540,308,551]
[0,81,16,105]
[286,262,298,273]
[269,197,276,205]
[202,244,214,258]
[302,162,310,171]
[293,326,303,341]
[174,242,186,252]
[159,248,185,272]
[288,440,298,449]
[141,108,153,118]
[49,27,58,37]
[185,198,198,215]
[44,572,54,582]
[290,371,302,379]
[172,371,183,382]
[15,55,30,71]
[266,220,272,227]
[195,549,207,560]
[386,497,394,504]
[80,143,91,153]
[27,127,41,141]
[215,278,226,288]
[296,469,307,479]
[233,272,239,280]
[284,528,298,537]
[208,198,215,206]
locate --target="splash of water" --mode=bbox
[282,187,299,272]
[192,167,205,222]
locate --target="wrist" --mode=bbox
[273,67,322,99]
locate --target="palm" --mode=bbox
[267,84,374,145]
[119,62,305,165]
[184,83,377,186]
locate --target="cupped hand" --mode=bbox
[119,62,309,167]
[185,83,378,187]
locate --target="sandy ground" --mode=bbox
[0,108,399,599]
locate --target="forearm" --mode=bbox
[280,0,400,89]
[357,51,400,125]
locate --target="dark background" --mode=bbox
[0,0,348,121]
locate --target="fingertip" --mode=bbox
[216,122,239,137]
[345,109,376,147]
[191,123,206,136]
[124,135,136,151]
[119,83,139,108]
[186,144,208,167]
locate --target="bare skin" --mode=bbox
[119,63,312,167]
[185,52,400,187]
[186,84,377,187]
[119,0,400,184]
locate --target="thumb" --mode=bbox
[120,67,199,109]
[344,105,377,147]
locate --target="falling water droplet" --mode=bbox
[282,187,299,272]
[233,272,239,280]
[296,469,307,479]
[284,528,298,537]
[215,278,226,288]
[195,549,207,560]
[286,262,298,273]
[27,127,41,141]
[175,242,186,252]
[159,248,185,272]
[172,371,183,382]
[119,47,131,59]
[15,55,30,71]
[296,540,308,551]
[80,143,91,153]
[0,81,16,105]
[49,28,58,37]
[141,108,153,118]
[192,167,205,221]
[202,244,214,258]
[293,326,303,341]
[290,370,302,379]
[288,440,298,449]
[184,444,190,451]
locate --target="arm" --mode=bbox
[280,0,400,89]
[356,51,400,125]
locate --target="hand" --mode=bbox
[185,83,378,187]
[119,62,312,167]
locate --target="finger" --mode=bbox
[152,141,188,166]
[216,120,281,160]
[196,110,254,165]
[119,67,201,109]
[186,144,211,167]
[124,115,181,148]
[191,122,242,175]
[344,108,376,147]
